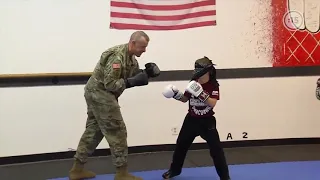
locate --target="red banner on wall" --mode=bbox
[272,0,320,67]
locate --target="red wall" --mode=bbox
[272,0,320,67]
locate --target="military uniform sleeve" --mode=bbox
[103,54,126,93]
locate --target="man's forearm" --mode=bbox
[104,78,126,93]
[132,68,143,76]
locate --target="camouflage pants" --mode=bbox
[74,90,128,167]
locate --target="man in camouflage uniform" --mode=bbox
[69,31,160,180]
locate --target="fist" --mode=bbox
[145,62,160,78]
[186,80,209,102]
[162,84,183,100]
[163,84,178,98]
[186,81,203,97]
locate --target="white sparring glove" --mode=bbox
[162,84,183,100]
[186,80,210,102]
[316,78,320,100]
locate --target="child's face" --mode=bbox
[197,72,210,84]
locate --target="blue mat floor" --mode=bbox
[51,161,320,180]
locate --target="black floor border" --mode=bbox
[1,66,320,88]
[1,138,319,166]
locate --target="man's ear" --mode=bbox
[129,40,135,46]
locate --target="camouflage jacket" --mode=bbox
[85,43,140,105]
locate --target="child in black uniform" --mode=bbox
[162,57,231,180]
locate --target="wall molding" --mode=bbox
[1,66,320,87]
[1,138,319,166]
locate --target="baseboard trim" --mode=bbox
[1,138,319,165]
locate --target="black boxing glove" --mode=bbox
[124,71,149,89]
[316,78,320,100]
[145,62,160,78]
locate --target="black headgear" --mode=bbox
[191,56,217,82]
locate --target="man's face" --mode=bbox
[131,37,149,57]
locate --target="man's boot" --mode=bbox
[68,160,96,180]
[114,165,143,180]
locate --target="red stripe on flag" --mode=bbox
[110,0,216,30]
[111,10,216,21]
[111,0,215,11]
[110,21,216,30]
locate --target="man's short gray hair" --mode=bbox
[129,31,150,42]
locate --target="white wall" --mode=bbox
[1,77,320,157]
[0,0,272,74]
[0,0,319,158]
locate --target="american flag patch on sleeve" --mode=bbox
[112,63,121,69]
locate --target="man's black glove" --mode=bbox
[316,78,320,100]
[125,71,149,89]
[144,62,160,78]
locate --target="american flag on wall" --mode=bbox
[110,0,216,30]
